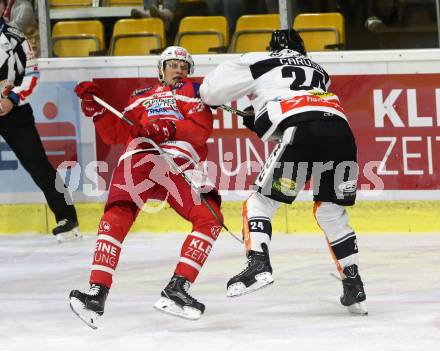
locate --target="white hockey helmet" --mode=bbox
[158,46,194,83]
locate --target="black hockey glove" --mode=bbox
[242,106,256,131]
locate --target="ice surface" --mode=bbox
[1,233,439,351]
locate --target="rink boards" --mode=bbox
[1,50,440,233]
[1,201,439,234]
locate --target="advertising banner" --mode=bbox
[0,81,82,197]
[1,54,440,203]
[94,74,440,198]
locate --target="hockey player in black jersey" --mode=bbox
[200,29,367,315]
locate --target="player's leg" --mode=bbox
[69,153,155,328]
[227,127,309,297]
[0,106,79,241]
[226,191,280,297]
[154,170,223,319]
[314,201,367,315]
[311,119,367,315]
[69,201,139,329]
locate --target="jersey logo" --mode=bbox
[131,86,152,97]
[272,177,297,197]
[280,95,345,115]
[173,81,186,90]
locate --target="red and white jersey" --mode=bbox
[200,49,347,141]
[94,78,213,165]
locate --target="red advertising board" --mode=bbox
[94,74,440,192]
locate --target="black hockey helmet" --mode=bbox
[269,29,306,56]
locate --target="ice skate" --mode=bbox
[340,265,368,315]
[69,284,109,329]
[154,274,205,320]
[227,249,274,297]
[53,218,82,243]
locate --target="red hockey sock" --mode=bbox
[174,197,223,283]
[89,202,137,288]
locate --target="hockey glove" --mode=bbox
[74,81,106,118]
[242,105,256,131]
[131,119,176,144]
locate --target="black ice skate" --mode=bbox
[154,274,205,320]
[340,264,368,315]
[69,284,109,329]
[52,218,82,243]
[227,249,274,297]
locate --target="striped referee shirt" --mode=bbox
[0,17,39,106]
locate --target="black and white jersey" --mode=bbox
[0,18,39,106]
[200,49,347,141]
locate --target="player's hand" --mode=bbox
[131,119,176,144]
[242,105,255,131]
[74,81,105,118]
[0,98,14,117]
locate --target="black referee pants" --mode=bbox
[0,104,77,223]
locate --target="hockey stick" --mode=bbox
[219,104,252,118]
[92,95,243,244]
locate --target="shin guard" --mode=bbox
[242,192,280,254]
[314,202,359,274]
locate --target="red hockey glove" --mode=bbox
[131,119,176,144]
[74,81,105,118]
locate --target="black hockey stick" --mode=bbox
[219,104,253,118]
[92,95,243,244]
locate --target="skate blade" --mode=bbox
[227,272,274,298]
[347,301,368,316]
[69,297,100,329]
[57,228,82,243]
[153,297,202,320]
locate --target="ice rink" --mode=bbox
[1,232,439,351]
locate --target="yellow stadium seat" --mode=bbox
[109,18,165,56]
[52,20,105,57]
[49,0,92,8]
[293,12,345,51]
[106,0,143,6]
[229,14,280,53]
[175,16,228,54]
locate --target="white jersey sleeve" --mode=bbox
[200,59,256,106]
[201,49,347,141]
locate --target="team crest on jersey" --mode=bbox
[98,220,111,233]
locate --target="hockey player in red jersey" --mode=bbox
[69,46,223,328]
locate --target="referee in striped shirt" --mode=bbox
[0,0,80,242]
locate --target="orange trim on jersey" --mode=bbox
[313,201,343,277]
[242,198,251,254]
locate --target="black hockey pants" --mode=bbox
[0,104,77,222]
